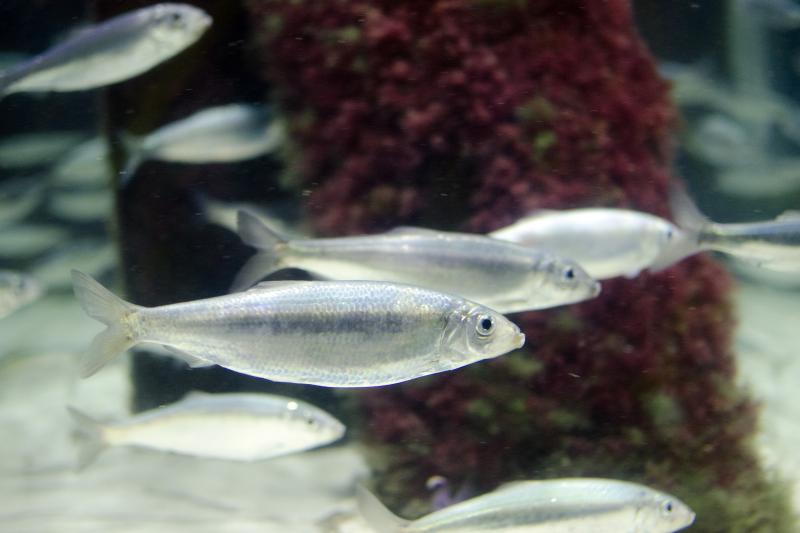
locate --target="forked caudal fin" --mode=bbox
[231,210,289,291]
[117,133,147,187]
[669,182,711,232]
[67,407,108,470]
[0,70,12,100]
[71,270,141,378]
[649,184,709,272]
[356,485,410,533]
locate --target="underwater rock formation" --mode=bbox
[248,0,793,530]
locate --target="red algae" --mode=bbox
[247,0,793,530]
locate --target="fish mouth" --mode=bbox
[590,281,602,297]
[513,331,526,349]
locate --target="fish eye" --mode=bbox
[662,501,674,515]
[563,267,575,281]
[666,228,674,240]
[167,11,184,25]
[475,314,494,336]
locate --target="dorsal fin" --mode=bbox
[237,210,288,249]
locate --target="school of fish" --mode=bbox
[5,2,800,531]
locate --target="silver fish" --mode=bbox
[358,478,695,533]
[0,224,69,258]
[490,208,680,279]
[68,392,345,468]
[48,188,112,222]
[71,270,524,386]
[0,176,47,226]
[741,0,800,29]
[121,104,284,183]
[32,240,115,290]
[233,212,600,314]
[716,158,800,199]
[0,4,211,98]
[0,131,84,169]
[197,193,308,239]
[654,186,800,272]
[0,270,42,319]
[50,137,111,187]
[682,114,759,169]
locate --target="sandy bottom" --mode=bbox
[0,274,798,531]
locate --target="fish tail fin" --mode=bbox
[649,184,710,272]
[356,486,409,533]
[0,70,11,100]
[67,407,108,470]
[71,270,140,378]
[231,210,288,291]
[118,133,146,187]
[669,182,712,233]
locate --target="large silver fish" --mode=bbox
[653,186,800,272]
[68,392,345,469]
[0,270,42,319]
[71,270,524,386]
[233,212,600,314]
[121,104,284,184]
[0,4,211,98]
[358,478,695,533]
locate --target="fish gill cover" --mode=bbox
[247,0,793,531]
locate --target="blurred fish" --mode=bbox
[0,131,84,169]
[48,188,112,222]
[233,212,600,314]
[197,193,307,239]
[661,61,800,144]
[490,208,680,279]
[716,159,800,198]
[682,114,760,168]
[357,478,695,533]
[0,4,211,98]
[0,270,42,319]
[0,176,46,225]
[32,240,114,290]
[0,225,68,258]
[121,104,284,184]
[654,186,800,272]
[71,270,524,386]
[68,392,344,468]
[741,0,800,29]
[50,137,111,187]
